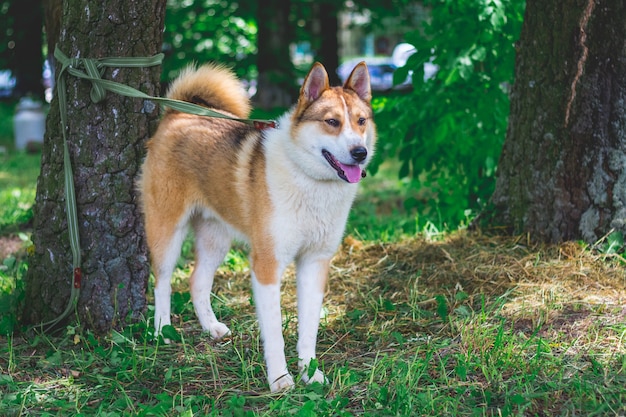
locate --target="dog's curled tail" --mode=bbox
[165,63,252,119]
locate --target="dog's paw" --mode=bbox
[270,373,295,393]
[300,368,329,386]
[208,322,231,340]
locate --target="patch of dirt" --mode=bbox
[0,235,23,259]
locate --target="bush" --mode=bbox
[373,0,525,228]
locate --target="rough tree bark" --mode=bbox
[22,0,166,333]
[480,0,626,243]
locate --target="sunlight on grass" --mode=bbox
[0,152,41,189]
[0,187,36,231]
[2,233,625,415]
[0,150,40,233]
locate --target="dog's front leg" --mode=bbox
[251,263,293,392]
[296,256,330,386]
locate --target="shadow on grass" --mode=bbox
[1,232,625,415]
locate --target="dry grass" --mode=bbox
[337,231,624,306]
[326,232,626,344]
[204,230,626,364]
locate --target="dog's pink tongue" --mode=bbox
[339,162,362,183]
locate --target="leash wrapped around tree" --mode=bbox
[38,48,277,332]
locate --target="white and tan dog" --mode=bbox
[138,61,376,392]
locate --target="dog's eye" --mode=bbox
[325,118,340,127]
[357,117,366,126]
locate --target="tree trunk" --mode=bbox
[314,1,341,86]
[9,0,44,98]
[22,0,166,334]
[479,0,626,243]
[254,0,298,109]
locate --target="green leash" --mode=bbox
[54,48,277,128]
[38,47,276,332]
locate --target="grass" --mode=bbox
[0,100,41,235]
[1,234,625,415]
[1,102,626,415]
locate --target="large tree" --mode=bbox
[254,0,298,109]
[480,0,626,243]
[22,0,166,333]
[312,0,341,85]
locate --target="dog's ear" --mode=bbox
[344,62,371,103]
[301,62,330,102]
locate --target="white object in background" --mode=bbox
[14,97,45,151]
[392,43,417,68]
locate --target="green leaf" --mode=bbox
[391,331,406,347]
[178,409,194,417]
[0,373,13,385]
[2,257,15,269]
[347,309,365,321]
[455,291,469,302]
[470,45,487,61]
[457,56,473,80]
[0,314,16,335]
[307,358,319,379]
[511,394,527,405]
[383,298,396,312]
[605,231,624,254]
[393,65,410,86]
[444,67,460,86]
[160,325,181,342]
[435,295,449,321]
[455,362,467,380]
[490,9,507,29]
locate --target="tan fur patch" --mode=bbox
[139,108,277,285]
[291,87,373,137]
[166,64,251,118]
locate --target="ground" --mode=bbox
[2,230,625,414]
[0,235,22,260]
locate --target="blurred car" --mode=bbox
[338,57,401,92]
[0,61,54,101]
[337,44,437,92]
[0,69,16,98]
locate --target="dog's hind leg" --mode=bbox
[190,217,232,339]
[149,219,188,343]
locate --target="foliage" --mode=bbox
[0,101,40,234]
[373,0,526,228]
[0,187,35,233]
[0,100,15,147]
[0,249,26,335]
[162,0,257,82]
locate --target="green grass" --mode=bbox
[1,237,625,415]
[1,106,626,415]
[0,153,40,233]
[0,100,41,234]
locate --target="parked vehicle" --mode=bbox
[0,70,16,98]
[337,44,437,92]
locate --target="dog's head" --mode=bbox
[289,62,377,184]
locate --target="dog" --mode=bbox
[138,61,376,392]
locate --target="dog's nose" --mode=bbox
[350,146,368,163]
